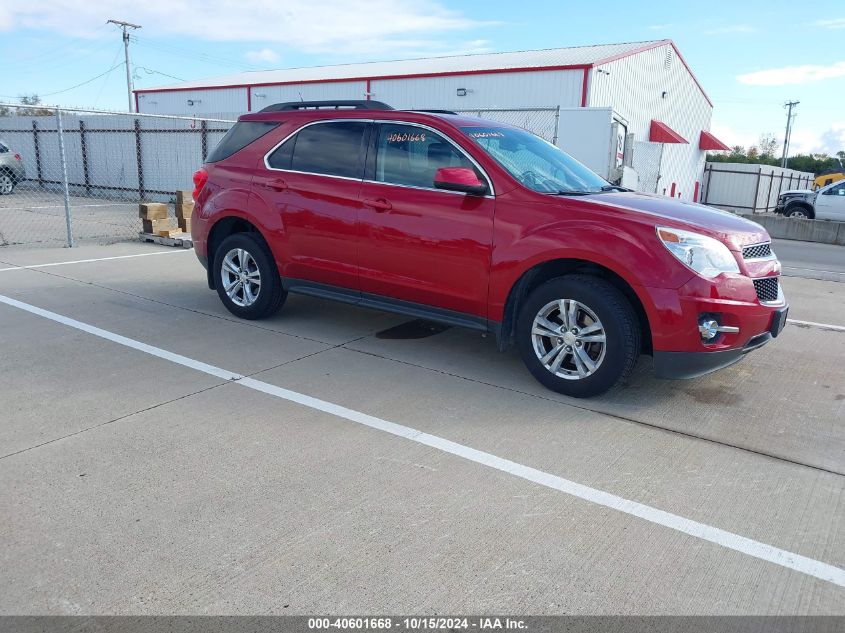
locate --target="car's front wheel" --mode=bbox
[516,275,640,397]
[786,205,812,219]
[213,232,286,319]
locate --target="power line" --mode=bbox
[133,39,263,72]
[39,63,125,97]
[94,44,127,107]
[134,66,186,82]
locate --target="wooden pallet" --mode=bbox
[138,232,193,248]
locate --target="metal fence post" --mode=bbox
[552,106,560,145]
[79,120,91,195]
[55,108,75,248]
[134,118,145,199]
[32,120,43,186]
[200,119,209,161]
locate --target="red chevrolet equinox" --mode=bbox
[190,100,788,397]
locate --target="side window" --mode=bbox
[824,183,845,196]
[268,121,367,178]
[375,123,475,189]
[206,121,278,163]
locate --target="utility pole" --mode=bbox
[781,100,799,168]
[107,19,141,112]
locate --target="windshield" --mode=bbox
[460,126,608,194]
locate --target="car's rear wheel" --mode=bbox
[0,171,14,195]
[516,275,640,397]
[213,232,286,319]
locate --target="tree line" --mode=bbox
[706,132,844,175]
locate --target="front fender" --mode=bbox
[488,212,694,322]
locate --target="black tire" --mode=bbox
[212,232,286,320]
[0,170,15,195]
[516,275,640,398]
[786,205,813,219]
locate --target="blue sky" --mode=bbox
[2,0,843,155]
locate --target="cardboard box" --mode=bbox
[138,203,168,220]
[142,218,173,234]
[158,229,184,238]
[175,202,194,219]
[175,190,193,204]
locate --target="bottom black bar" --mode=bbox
[0,617,842,633]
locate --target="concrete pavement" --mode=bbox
[0,242,842,615]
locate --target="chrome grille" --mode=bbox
[743,243,772,259]
[753,277,779,303]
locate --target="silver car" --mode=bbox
[0,140,26,195]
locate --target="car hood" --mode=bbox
[780,189,813,196]
[585,191,769,250]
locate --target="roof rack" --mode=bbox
[259,100,394,112]
[411,109,458,115]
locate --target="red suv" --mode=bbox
[191,100,787,397]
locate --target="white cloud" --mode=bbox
[705,24,755,35]
[816,17,845,29]
[245,48,279,64]
[737,61,845,85]
[1,1,492,55]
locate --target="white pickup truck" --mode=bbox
[775,179,845,220]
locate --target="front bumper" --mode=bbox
[653,313,785,379]
[642,270,788,379]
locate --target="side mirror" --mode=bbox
[434,167,488,196]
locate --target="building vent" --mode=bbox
[664,47,674,70]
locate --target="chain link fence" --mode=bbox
[0,104,561,249]
[452,107,560,144]
[0,104,235,248]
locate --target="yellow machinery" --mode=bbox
[814,168,845,190]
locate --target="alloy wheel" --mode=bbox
[221,248,261,307]
[531,299,607,380]
[0,174,12,195]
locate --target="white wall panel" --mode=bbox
[249,81,368,112]
[370,69,584,110]
[137,88,247,117]
[589,43,712,200]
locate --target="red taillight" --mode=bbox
[192,168,208,202]
[13,153,21,161]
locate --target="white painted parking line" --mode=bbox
[787,319,845,332]
[783,266,844,276]
[0,250,191,273]
[1,291,843,589]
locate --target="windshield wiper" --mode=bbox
[551,190,595,196]
[600,184,632,192]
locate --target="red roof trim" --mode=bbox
[134,64,592,94]
[593,39,670,65]
[650,119,688,144]
[699,130,730,151]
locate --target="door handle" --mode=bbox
[363,198,392,212]
[265,177,288,191]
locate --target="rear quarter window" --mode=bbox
[206,121,279,163]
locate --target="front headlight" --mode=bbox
[656,227,740,279]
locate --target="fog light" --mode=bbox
[698,317,740,341]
